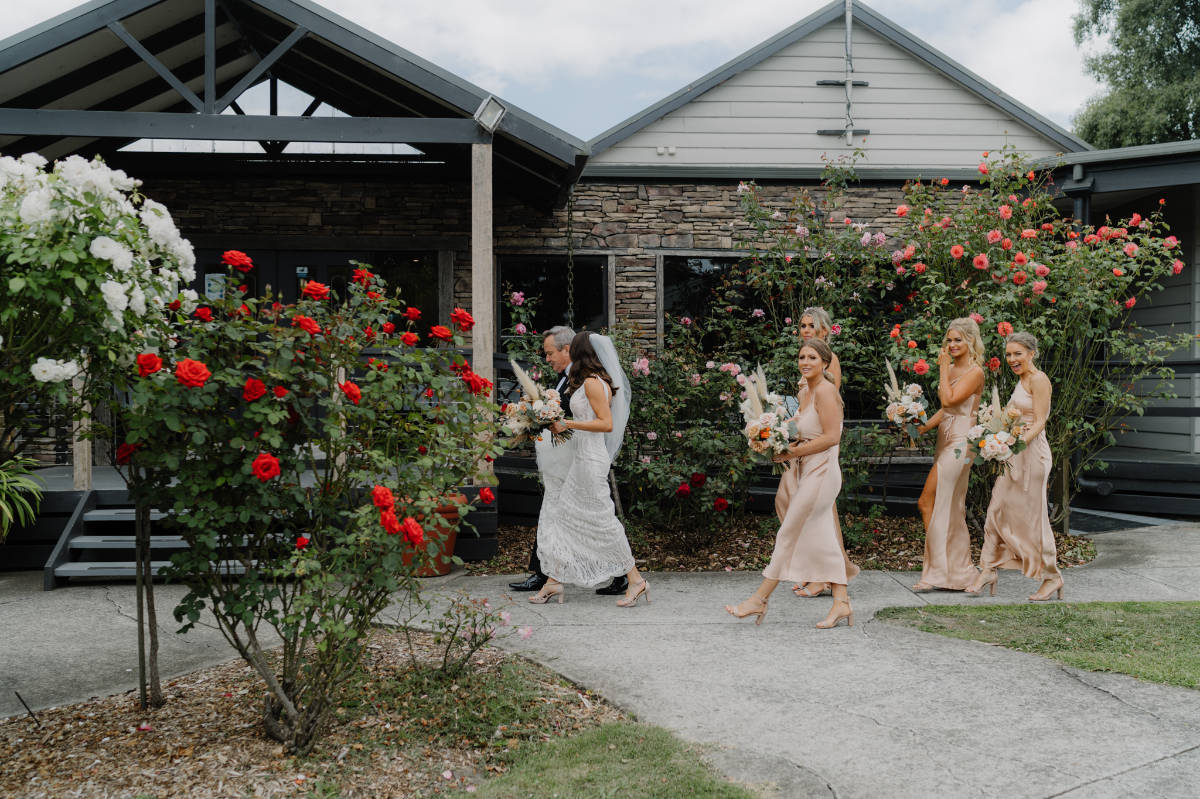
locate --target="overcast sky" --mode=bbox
[2,0,1105,141]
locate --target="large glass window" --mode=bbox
[662,256,742,320]
[498,255,607,350]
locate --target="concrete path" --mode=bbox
[2,524,1199,797]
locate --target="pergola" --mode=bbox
[0,0,589,484]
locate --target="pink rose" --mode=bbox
[514,323,527,334]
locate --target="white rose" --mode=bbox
[99,280,129,315]
[967,425,985,440]
[18,187,57,225]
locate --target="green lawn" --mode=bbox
[473,722,757,799]
[877,601,1200,689]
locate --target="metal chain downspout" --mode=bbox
[565,190,576,328]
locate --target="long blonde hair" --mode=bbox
[946,317,985,367]
[799,339,843,404]
[800,306,833,339]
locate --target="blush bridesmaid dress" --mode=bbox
[979,382,1060,581]
[918,376,982,590]
[763,399,847,586]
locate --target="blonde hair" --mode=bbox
[1006,331,1039,358]
[800,307,833,339]
[799,339,842,402]
[946,317,985,367]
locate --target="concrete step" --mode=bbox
[82,509,169,524]
[68,535,188,550]
[54,560,251,578]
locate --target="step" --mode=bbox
[54,560,251,578]
[69,535,188,550]
[83,509,169,523]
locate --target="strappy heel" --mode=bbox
[816,600,853,629]
[792,582,830,597]
[616,579,649,607]
[528,581,565,604]
[1029,577,1064,601]
[966,571,998,596]
[725,596,768,625]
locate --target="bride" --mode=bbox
[531,331,649,607]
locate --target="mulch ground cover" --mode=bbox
[467,513,1096,576]
[0,628,622,799]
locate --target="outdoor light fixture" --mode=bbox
[473,96,507,133]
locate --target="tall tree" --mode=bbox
[1072,0,1200,148]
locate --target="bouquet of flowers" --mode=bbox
[500,359,572,446]
[738,365,799,472]
[959,386,1027,466]
[883,360,928,445]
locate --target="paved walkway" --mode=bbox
[3,524,1199,797]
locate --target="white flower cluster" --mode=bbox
[30,357,81,383]
[884,383,928,428]
[963,388,1027,466]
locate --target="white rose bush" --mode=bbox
[0,152,194,461]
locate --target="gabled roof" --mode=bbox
[0,0,587,196]
[588,0,1089,162]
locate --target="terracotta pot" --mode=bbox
[400,492,467,577]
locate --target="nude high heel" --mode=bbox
[528,581,565,604]
[725,596,768,625]
[966,571,998,596]
[1029,576,1064,601]
[816,600,853,629]
[616,579,649,607]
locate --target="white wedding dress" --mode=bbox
[536,379,635,587]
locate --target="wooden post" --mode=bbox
[471,142,495,478]
[71,374,92,491]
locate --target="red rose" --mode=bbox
[675,483,691,498]
[243,377,267,402]
[430,325,452,341]
[914,262,926,274]
[251,452,280,482]
[401,332,419,347]
[371,484,395,511]
[950,245,964,259]
[450,307,475,332]
[364,326,376,340]
[167,299,182,311]
[194,307,213,323]
[417,445,428,454]
[273,386,289,398]
[232,303,250,317]
[175,358,211,388]
[295,536,309,549]
[352,267,374,285]
[913,359,930,376]
[115,442,139,465]
[302,280,330,300]
[1012,271,1028,286]
[972,253,989,270]
[461,369,492,396]
[400,516,424,546]
[404,307,421,321]
[382,322,395,334]
[1173,259,1184,275]
[690,472,707,488]
[479,487,495,504]
[713,497,729,511]
[339,380,362,405]
[136,353,162,377]
[997,321,1014,336]
[292,315,322,336]
[425,388,434,399]
[380,509,402,535]
[988,357,1001,373]
[222,250,254,272]
[1124,296,1137,309]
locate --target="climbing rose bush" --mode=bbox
[122,254,500,754]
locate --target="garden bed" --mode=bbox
[468,513,1096,575]
[0,629,623,798]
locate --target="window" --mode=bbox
[662,256,742,320]
[498,255,607,349]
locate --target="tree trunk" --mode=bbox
[137,502,164,707]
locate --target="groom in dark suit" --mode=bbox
[508,326,628,596]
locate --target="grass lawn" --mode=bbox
[877,601,1200,689]
[473,721,756,799]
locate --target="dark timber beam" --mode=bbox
[0,109,490,144]
[215,26,308,113]
[106,20,204,112]
[204,0,216,114]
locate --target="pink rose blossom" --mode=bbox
[514,322,527,334]
[1032,280,1047,295]
[736,374,747,386]
[646,431,658,441]
[680,317,693,326]
[1124,243,1139,257]
[784,318,792,324]
[1034,263,1050,277]
[690,373,702,385]
[751,308,765,318]
[986,229,1002,244]
[640,455,651,464]
[1173,259,1184,274]
[706,360,716,369]
[998,205,1013,219]
[830,324,842,335]
[510,291,525,306]
[1164,236,1178,249]
[969,312,984,324]
[632,357,650,376]
[674,431,683,438]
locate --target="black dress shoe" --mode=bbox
[595,576,629,595]
[509,574,547,592]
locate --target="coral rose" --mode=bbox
[988,356,1001,372]
[997,321,1014,336]
[175,358,211,388]
[400,516,424,546]
[950,245,965,259]
[372,485,395,511]
[380,509,402,535]
[913,359,930,376]
[972,253,989,270]
[292,315,321,336]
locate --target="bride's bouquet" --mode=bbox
[882,360,928,445]
[738,365,799,473]
[501,359,572,446]
[959,386,1027,466]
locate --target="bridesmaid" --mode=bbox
[792,307,860,598]
[969,332,1063,600]
[911,318,986,592]
[725,339,853,629]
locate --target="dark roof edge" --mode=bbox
[580,164,981,182]
[587,0,1091,157]
[0,0,159,71]
[1041,138,1200,168]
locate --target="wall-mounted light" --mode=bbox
[473,96,507,133]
